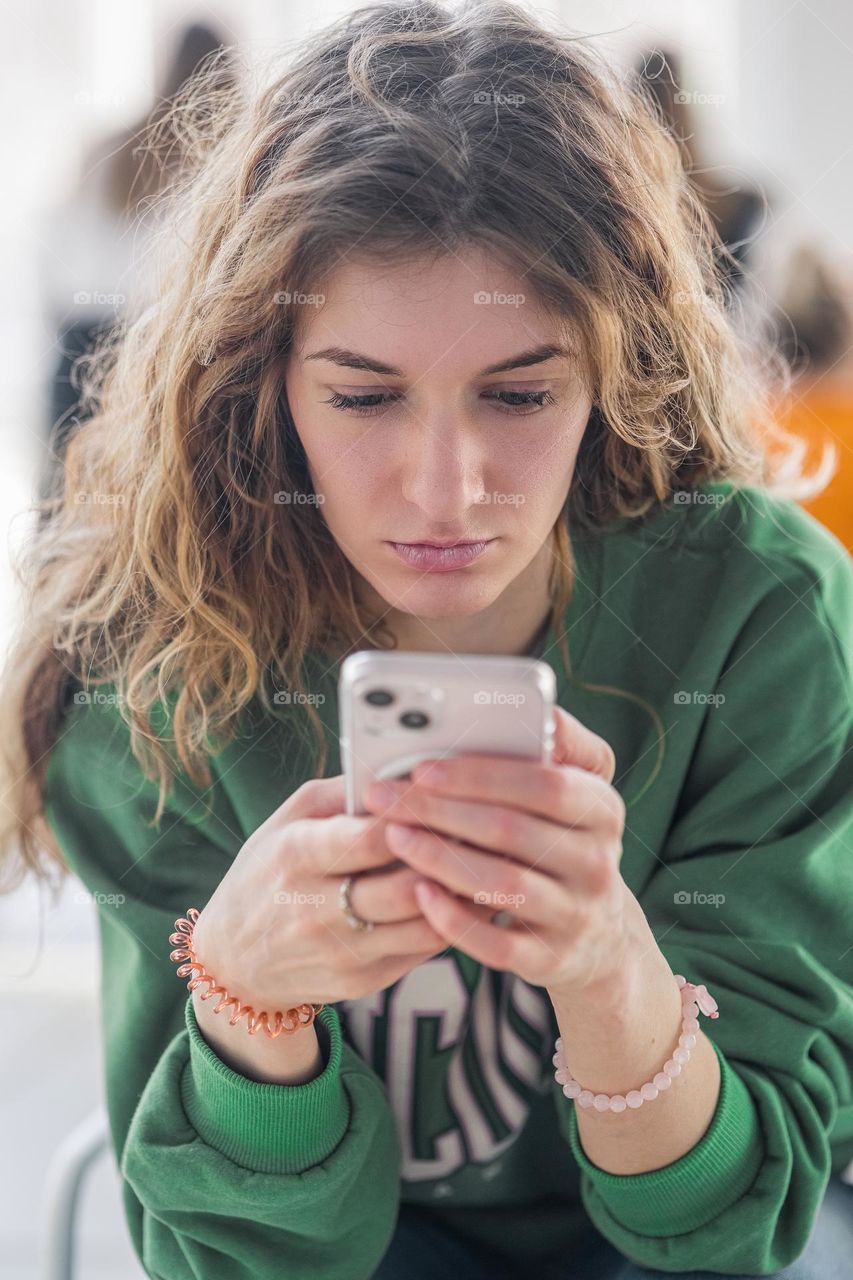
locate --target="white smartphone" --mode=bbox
[339,650,557,816]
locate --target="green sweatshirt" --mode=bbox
[43,480,853,1279]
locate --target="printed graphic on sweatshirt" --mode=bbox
[337,954,557,1186]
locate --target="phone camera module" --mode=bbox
[400,710,430,730]
[364,689,394,706]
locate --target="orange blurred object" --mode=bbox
[767,372,853,554]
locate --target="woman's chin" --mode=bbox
[377,573,501,620]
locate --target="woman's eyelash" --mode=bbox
[323,389,556,417]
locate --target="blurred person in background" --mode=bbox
[37,21,235,503]
[635,46,853,554]
[633,47,766,303]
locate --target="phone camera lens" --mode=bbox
[400,710,430,729]
[364,689,394,705]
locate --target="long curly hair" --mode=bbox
[0,0,826,896]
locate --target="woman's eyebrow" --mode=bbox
[303,342,573,378]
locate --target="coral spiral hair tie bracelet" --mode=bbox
[552,974,719,1113]
[169,907,325,1038]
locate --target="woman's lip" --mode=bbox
[400,540,483,548]
[387,538,496,571]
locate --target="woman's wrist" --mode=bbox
[550,941,683,1093]
[548,904,722,1173]
[188,907,283,1014]
[173,907,327,1085]
[191,983,324,1085]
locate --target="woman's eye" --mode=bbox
[483,389,556,415]
[323,389,556,417]
[324,391,400,417]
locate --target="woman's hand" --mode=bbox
[191,774,449,1014]
[363,706,636,1001]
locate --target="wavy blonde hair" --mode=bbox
[0,0,826,896]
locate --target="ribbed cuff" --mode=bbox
[181,997,349,1175]
[563,1037,764,1235]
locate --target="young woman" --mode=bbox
[3,3,852,1277]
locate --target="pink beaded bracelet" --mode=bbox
[552,974,719,1113]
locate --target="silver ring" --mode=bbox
[338,874,375,932]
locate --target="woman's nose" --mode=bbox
[399,420,486,517]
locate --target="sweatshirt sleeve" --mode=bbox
[554,551,853,1276]
[42,692,402,1280]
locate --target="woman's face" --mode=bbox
[284,245,593,623]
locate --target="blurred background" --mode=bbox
[1,1,852,1276]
